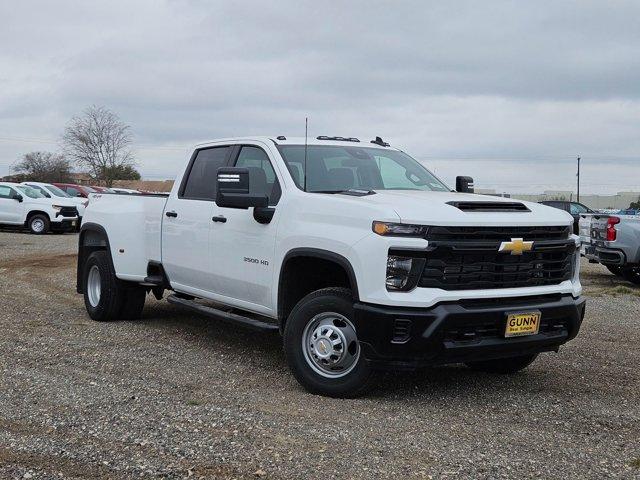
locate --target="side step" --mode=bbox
[166,294,279,333]
[140,275,165,287]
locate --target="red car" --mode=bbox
[53,183,100,198]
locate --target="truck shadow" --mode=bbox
[139,299,562,400]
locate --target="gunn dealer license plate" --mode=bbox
[505,311,541,337]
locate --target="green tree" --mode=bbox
[104,164,141,181]
[629,199,640,210]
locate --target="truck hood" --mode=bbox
[357,190,573,226]
[25,197,78,208]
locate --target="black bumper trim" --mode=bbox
[353,294,585,370]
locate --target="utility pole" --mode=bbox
[576,156,581,203]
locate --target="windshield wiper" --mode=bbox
[311,189,376,196]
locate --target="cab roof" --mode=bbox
[195,136,398,150]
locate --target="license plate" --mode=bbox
[505,311,541,337]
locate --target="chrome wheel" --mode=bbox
[87,265,102,307]
[302,312,360,378]
[31,218,45,233]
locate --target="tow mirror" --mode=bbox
[216,167,268,209]
[456,176,474,193]
[12,193,23,202]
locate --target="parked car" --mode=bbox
[52,183,99,199]
[579,213,640,282]
[22,181,88,225]
[616,209,640,216]
[539,200,594,234]
[0,182,79,234]
[90,186,116,193]
[77,135,585,397]
[111,187,140,194]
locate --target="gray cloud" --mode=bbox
[0,0,639,193]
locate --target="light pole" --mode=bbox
[576,157,581,203]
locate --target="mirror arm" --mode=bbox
[253,206,275,224]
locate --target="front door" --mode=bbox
[161,145,232,295]
[0,186,23,224]
[209,144,282,316]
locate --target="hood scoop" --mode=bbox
[447,201,530,212]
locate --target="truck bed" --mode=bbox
[83,193,169,281]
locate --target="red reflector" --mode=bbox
[606,216,620,241]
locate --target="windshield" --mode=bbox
[16,185,46,199]
[44,184,71,197]
[277,145,450,193]
[84,186,98,193]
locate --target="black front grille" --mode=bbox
[418,240,575,291]
[426,225,571,242]
[58,206,78,217]
[444,317,569,343]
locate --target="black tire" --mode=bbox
[283,287,374,398]
[27,214,50,234]
[622,267,640,285]
[466,354,538,374]
[83,250,146,321]
[606,265,624,277]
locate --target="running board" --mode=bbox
[166,294,279,333]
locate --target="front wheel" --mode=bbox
[28,214,49,234]
[283,288,373,398]
[466,354,538,374]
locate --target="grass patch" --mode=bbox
[630,457,640,469]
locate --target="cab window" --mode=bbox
[0,186,14,199]
[234,146,281,205]
[570,203,590,215]
[181,146,231,200]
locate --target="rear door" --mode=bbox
[208,143,283,315]
[0,186,24,223]
[161,145,232,294]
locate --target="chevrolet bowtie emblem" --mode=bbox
[498,237,534,255]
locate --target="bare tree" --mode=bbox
[12,151,72,182]
[62,105,135,187]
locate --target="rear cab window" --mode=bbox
[180,146,231,200]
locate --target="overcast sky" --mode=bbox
[1,1,639,194]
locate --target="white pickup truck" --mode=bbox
[78,136,585,397]
[0,182,79,234]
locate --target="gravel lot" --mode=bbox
[0,231,639,479]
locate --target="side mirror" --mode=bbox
[12,193,23,202]
[216,167,268,209]
[456,176,474,193]
[76,193,83,197]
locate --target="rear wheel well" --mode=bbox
[278,252,358,331]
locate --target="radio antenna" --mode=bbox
[303,117,308,192]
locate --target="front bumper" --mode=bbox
[51,218,79,232]
[353,294,586,370]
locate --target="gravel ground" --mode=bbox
[0,231,639,479]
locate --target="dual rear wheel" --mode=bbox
[83,250,146,321]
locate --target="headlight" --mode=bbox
[51,205,63,211]
[386,253,426,291]
[373,221,428,237]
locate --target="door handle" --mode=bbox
[165,211,178,218]
[211,215,227,223]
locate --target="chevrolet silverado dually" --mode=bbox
[77,136,585,397]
